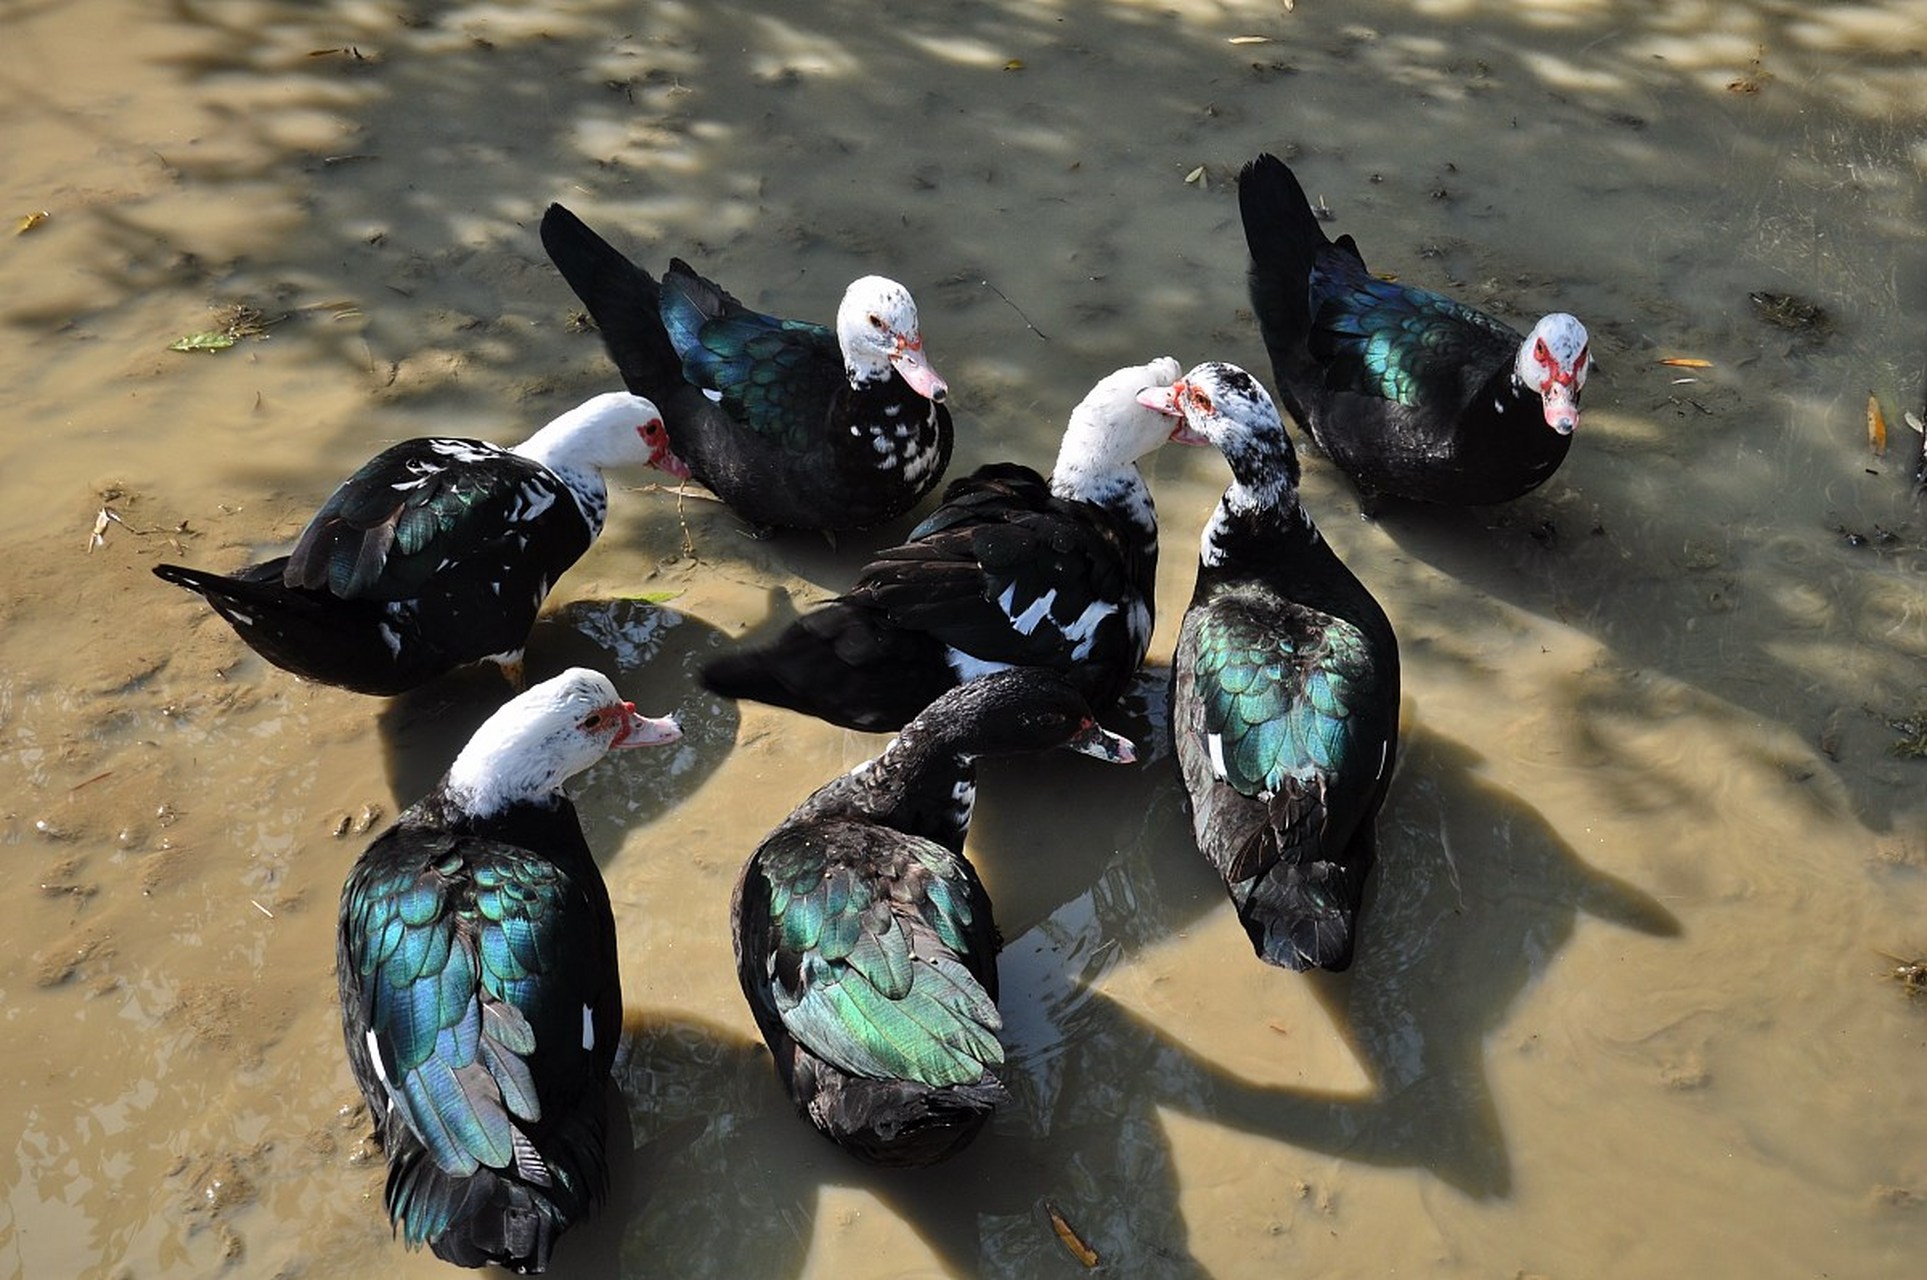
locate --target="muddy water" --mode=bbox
[2,0,1924,1276]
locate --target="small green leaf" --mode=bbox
[629,590,683,605]
[170,331,237,353]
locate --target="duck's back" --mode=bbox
[338,799,618,1269]
[733,814,1006,1166]
[1174,529,1399,971]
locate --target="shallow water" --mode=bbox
[3,1,1925,1276]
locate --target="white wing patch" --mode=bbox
[945,648,1014,683]
[365,1028,390,1089]
[507,481,556,523]
[581,1003,596,1052]
[950,777,977,830]
[999,584,1059,636]
[1123,599,1151,653]
[1062,599,1118,660]
[425,439,501,464]
[1206,731,1229,782]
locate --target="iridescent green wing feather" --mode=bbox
[658,263,843,451]
[286,440,562,601]
[1309,246,1520,408]
[748,823,1002,1087]
[1189,604,1377,801]
[343,832,574,1180]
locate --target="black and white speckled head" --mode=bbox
[1049,356,1194,506]
[1513,313,1591,435]
[837,276,948,403]
[1140,361,1299,497]
[443,667,680,816]
[512,391,670,528]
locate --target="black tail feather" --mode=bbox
[539,203,685,402]
[700,602,946,733]
[384,1103,607,1275]
[390,1155,565,1274]
[152,560,424,695]
[793,1058,1008,1167]
[151,558,323,663]
[1238,153,1332,359]
[153,558,289,599]
[1239,850,1374,973]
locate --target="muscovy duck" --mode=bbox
[1139,362,1400,972]
[337,667,680,1271]
[540,203,953,532]
[699,358,1202,731]
[1239,152,1592,505]
[153,392,674,695]
[733,668,1134,1165]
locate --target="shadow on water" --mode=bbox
[538,718,1678,1276]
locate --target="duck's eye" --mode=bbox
[1575,344,1590,372]
[580,712,605,730]
[1188,388,1214,413]
[1534,337,1551,363]
[868,313,885,330]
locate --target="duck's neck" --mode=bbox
[513,427,611,533]
[438,733,568,821]
[803,725,979,854]
[1200,471,1314,570]
[1050,449,1156,543]
[844,351,895,392]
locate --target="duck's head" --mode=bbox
[1052,356,1207,478]
[445,667,681,815]
[918,669,1136,765]
[838,276,948,403]
[1516,313,1591,436]
[524,391,687,478]
[1136,360,1299,492]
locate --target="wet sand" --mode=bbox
[2,1,1925,1276]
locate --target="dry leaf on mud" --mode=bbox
[1045,1200,1100,1268]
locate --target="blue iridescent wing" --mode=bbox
[1309,243,1520,409]
[340,830,606,1188]
[658,260,843,451]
